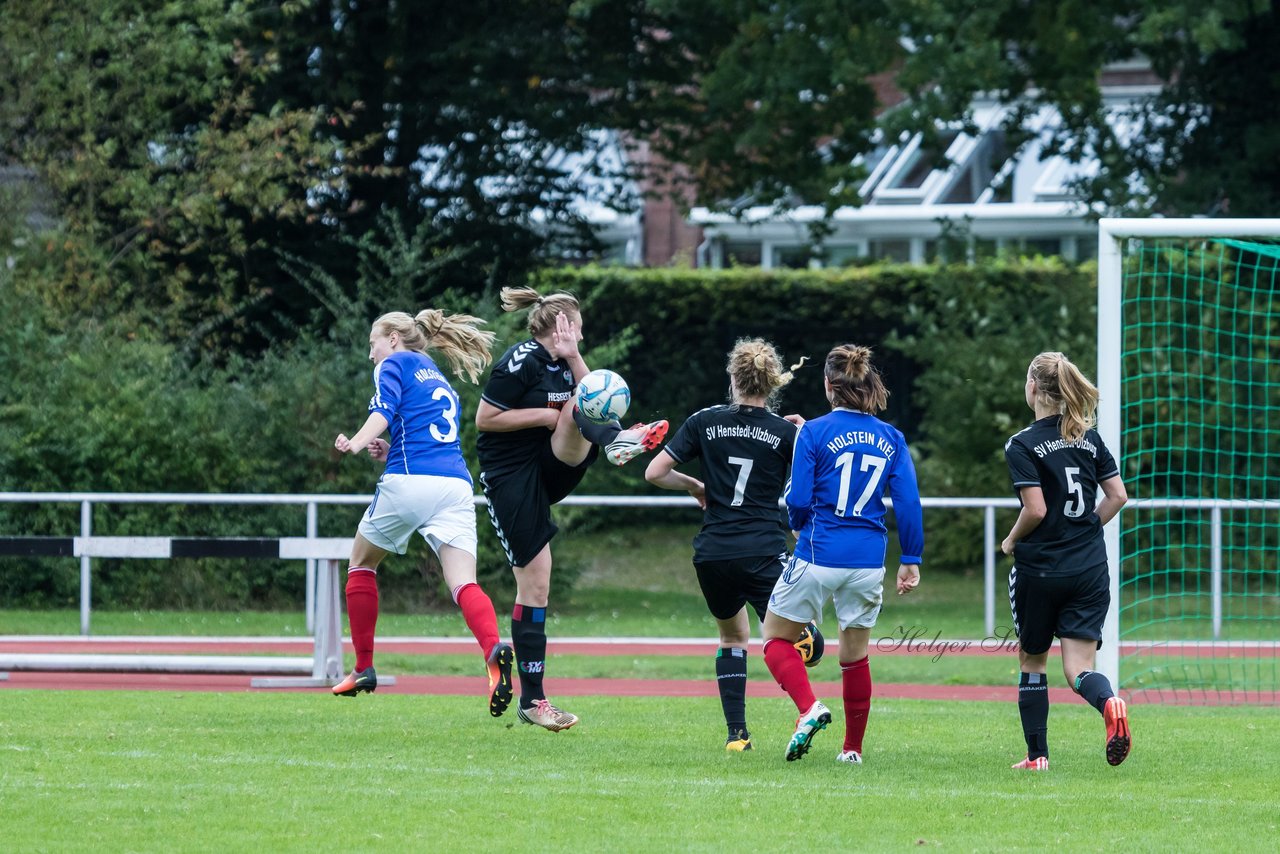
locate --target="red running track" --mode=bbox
[0,669,1073,702]
[0,636,1052,700]
[3,636,1273,657]
[2,637,1274,703]
[5,670,1273,704]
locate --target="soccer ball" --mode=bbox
[576,369,631,424]
[794,622,825,668]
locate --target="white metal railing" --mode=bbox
[0,491,1019,638]
[2,492,1272,641]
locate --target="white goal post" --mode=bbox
[1096,218,1280,688]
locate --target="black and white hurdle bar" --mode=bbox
[0,536,394,689]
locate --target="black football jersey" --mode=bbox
[476,339,577,478]
[662,404,798,561]
[1004,415,1120,575]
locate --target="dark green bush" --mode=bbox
[0,259,1099,608]
[535,261,1097,573]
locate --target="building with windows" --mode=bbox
[604,64,1159,269]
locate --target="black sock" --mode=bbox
[716,647,748,738]
[572,405,622,445]
[511,604,547,706]
[1018,672,1049,759]
[1074,670,1115,714]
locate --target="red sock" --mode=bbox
[763,638,817,713]
[842,656,872,753]
[454,582,501,659]
[345,568,379,672]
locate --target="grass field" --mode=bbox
[4,525,1279,850]
[2,691,1276,852]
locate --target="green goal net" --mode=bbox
[1099,220,1280,704]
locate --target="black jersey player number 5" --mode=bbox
[1064,466,1085,518]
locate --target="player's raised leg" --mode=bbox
[565,394,668,468]
[605,420,669,466]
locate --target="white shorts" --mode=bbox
[768,557,885,630]
[357,474,477,558]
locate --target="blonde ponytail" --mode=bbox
[372,309,496,384]
[1028,351,1100,442]
[499,286,580,337]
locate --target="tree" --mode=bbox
[0,1,360,353]
[259,0,904,318]
[2,1,908,351]
[5,0,1274,358]
[1116,0,1280,215]
[887,0,1279,216]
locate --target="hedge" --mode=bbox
[0,260,1099,608]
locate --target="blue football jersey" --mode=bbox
[785,409,923,568]
[369,351,471,483]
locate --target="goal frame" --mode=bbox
[1096,218,1280,686]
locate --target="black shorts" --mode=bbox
[694,554,787,622]
[479,443,599,568]
[1009,561,1110,655]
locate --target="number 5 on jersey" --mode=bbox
[1064,466,1085,518]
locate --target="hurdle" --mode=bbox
[0,536,394,689]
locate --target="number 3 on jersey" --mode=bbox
[834,451,887,517]
[429,387,459,443]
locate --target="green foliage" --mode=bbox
[4,0,1274,365]
[0,0,362,351]
[536,261,1096,571]
[0,260,1095,606]
[0,259,365,607]
[4,0,1277,365]
[0,0,919,352]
